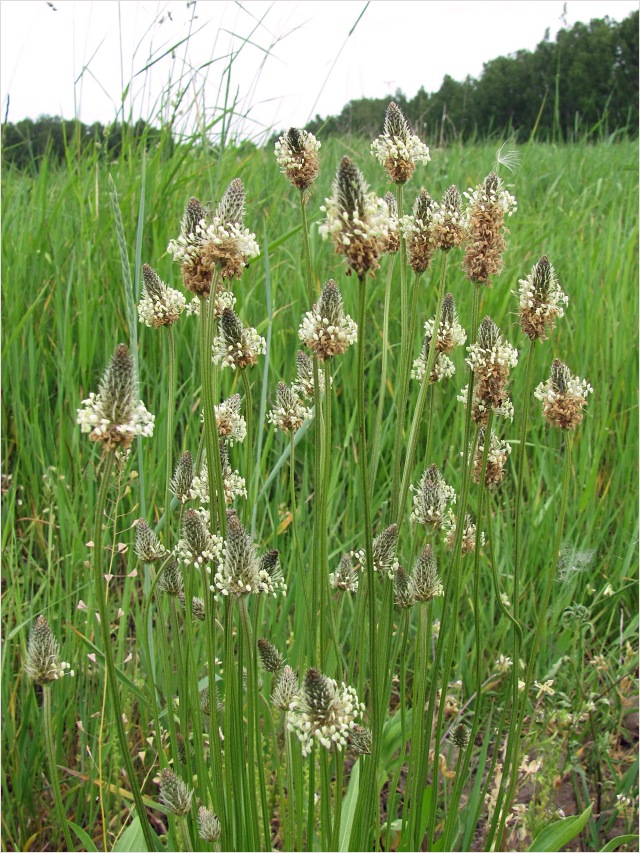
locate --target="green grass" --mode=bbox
[2,134,638,851]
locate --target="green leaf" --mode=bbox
[67,821,98,852]
[338,759,360,851]
[528,802,593,851]
[112,816,154,852]
[601,835,639,852]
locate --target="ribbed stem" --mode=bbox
[42,684,74,851]
[490,433,575,848]
[422,281,482,850]
[178,816,193,852]
[396,253,449,527]
[164,325,176,524]
[92,449,156,850]
[350,273,379,850]
[369,255,395,489]
[241,368,254,523]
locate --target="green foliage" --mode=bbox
[301,12,638,143]
[1,132,637,851]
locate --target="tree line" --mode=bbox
[1,11,637,171]
[301,12,638,144]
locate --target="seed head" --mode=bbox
[267,382,313,432]
[400,189,439,273]
[198,806,221,843]
[179,593,206,621]
[176,508,223,570]
[409,544,444,603]
[134,519,166,563]
[517,257,568,341]
[382,191,400,253]
[294,350,326,399]
[372,524,400,579]
[168,182,259,289]
[443,510,484,554]
[319,157,393,277]
[411,332,456,385]
[77,344,155,449]
[274,127,321,190]
[410,464,456,530]
[158,768,193,816]
[287,669,364,757]
[348,724,373,754]
[462,172,517,286]
[212,308,266,370]
[534,359,593,430]
[214,394,247,445]
[24,615,74,683]
[465,317,518,421]
[189,445,247,506]
[472,429,512,489]
[370,102,430,184]
[271,665,300,711]
[138,264,186,328]
[170,451,194,502]
[329,553,359,593]
[157,556,184,597]
[433,185,465,251]
[393,565,415,609]
[298,279,358,360]
[451,723,471,749]
[258,638,285,672]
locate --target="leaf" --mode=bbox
[528,802,593,851]
[338,759,360,851]
[112,816,154,852]
[68,820,99,851]
[601,835,639,852]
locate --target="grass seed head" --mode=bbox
[258,638,285,673]
[517,256,568,341]
[159,768,193,816]
[535,359,593,430]
[157,556,183,597]
[77,344,154,449]
[298,279,358,360]
[319,157,392,277]
[274,127,321,190]
[198,807,221,842]
[25,615,73,684]
[462,171,517,285]
[409,544,444,602]
[170,451,194,502]
[370,102,430,184]
[134,519,166,563]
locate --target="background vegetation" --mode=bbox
[1,7,638,851]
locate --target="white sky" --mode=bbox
[1,0,637,141]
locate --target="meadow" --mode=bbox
[1,128,638,853]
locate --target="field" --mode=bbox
[2,133,638,852]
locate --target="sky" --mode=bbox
[1,0,637,141]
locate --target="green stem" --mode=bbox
[350,274,378,850]
[289,431,313,659]
[396,254,449,527]
[164,325,176,525]
[238,597,265,849]
[92,449,156,851]
[422,281,482,850]
[42,684,74,852]
[407,601,432,846]
[178,816,193,852]
[332,750,345,852]
[369,255,395,490]
[299,189,315,306]
[491,433,575,848]
[241,368,254,522]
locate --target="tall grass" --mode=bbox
[2,127,638,852]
